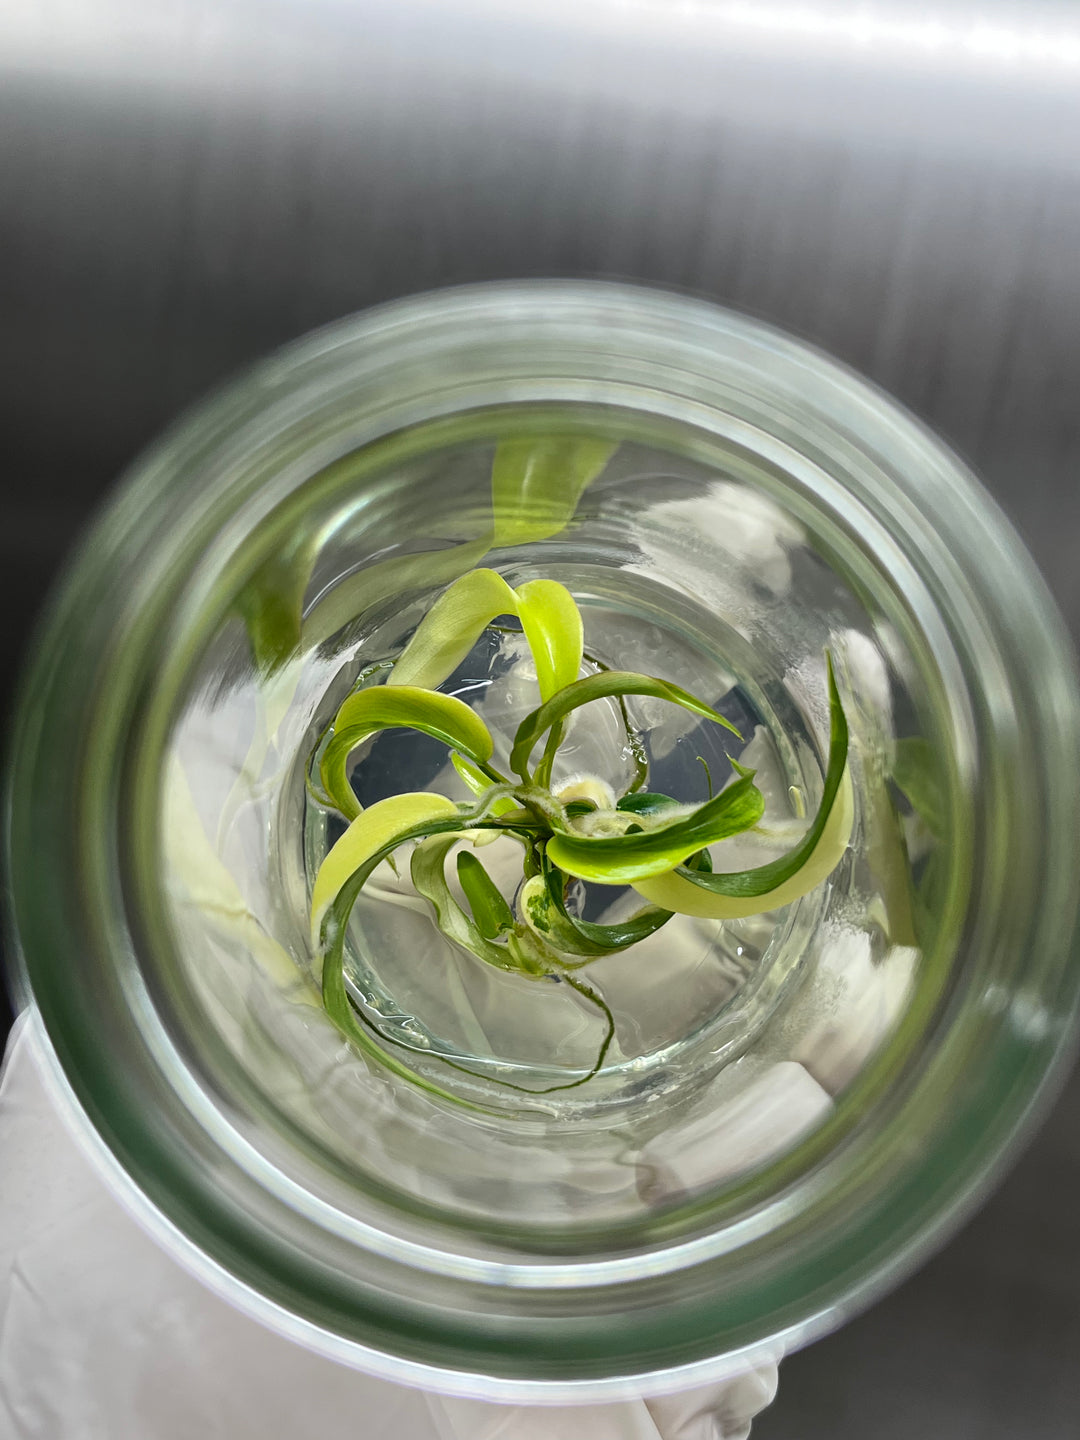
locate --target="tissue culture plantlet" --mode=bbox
[306,566,854,1105]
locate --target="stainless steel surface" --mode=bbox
[2,2,1079,1433]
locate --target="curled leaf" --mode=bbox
[514,578,584,701]
[633,655,853,917]
[634,771,853,918]
[511,670,742,784]
[320,686,497,821]
[310,791,461,949]
[518,857,673,958]
[410,837,524,971]
[547,771,766,884]
[388,568,583,703]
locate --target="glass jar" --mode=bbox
[6,282,1080,1399]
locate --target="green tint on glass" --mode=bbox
[490,437,616,545]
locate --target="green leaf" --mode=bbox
[319,895,481,1109]
[547,771,765,884]
[388,568,583,703]
[302,435,614,654]
[517,856,673,957]
[310,791,462,947]
[451,753,519,820]
[311,794,511,1111]
[410,837,527,971]
[514,578,584,701]
[388,569,518,691]
[490,436,615,546]
[237,532,319,676]
[456,850,515,939]
[320,685,497,821]
[892,736,945,841]
[615,791,683,818]
[633,654,853,918]
[510,671,742,784]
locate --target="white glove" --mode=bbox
[0,1010,779,1440]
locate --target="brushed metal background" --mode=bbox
[1,3,1078,1434]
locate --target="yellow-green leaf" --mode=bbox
[320,686,495,821]
[490,437,615,546]
[388,567,583,702]
[309,791,459,949]
[388,569,518,691]
[633,766,854,917]
[515,578,583,701]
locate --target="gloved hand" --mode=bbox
[0,1010,780,1440]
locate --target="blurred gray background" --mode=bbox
[2,1,1078,1434]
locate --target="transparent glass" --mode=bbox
[6,282,1080,1398]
